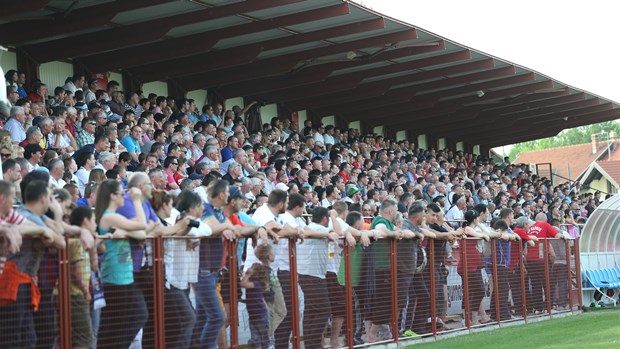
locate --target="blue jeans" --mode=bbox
[194,271,224,349]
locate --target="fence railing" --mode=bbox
[3,233,581,349]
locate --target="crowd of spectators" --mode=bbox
[0,70,606,349]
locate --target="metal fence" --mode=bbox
[3,232,582,349]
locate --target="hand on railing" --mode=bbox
[0,225,22,254]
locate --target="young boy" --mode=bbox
[53,206,96,349]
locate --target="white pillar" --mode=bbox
[473,145,481,155]
[396,130,407,141]
[322,115,335,126]
[373,126,384,136]
[438,138,446,150]
[417,134,428,150]
[297,110,307,131]
[456,141,464,151]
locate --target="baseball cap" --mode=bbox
[228,186,245,200]
[347,187,361,196]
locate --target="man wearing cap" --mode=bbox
[343,186,362,205]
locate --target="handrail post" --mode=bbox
[543,239,552,315]
[228,240,239,349]
[152,236,165,349]
[389,238,398,343]
[565,239,573,311]
[288,237,301,349]
[519,242,528,321]
[574,238,583,309]
[428,240,437,336]
[491,240,500,324]
[461,238,471,329]
[58,236,72,349]
[343,242,354,349]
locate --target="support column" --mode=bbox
[438,138,447,150]
[417,134,428,150]
[167,79,187,99]
[16,47,39,89]
[122,70,142,94]
[456,141,464,152]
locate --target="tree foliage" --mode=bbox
[508,120,620,159]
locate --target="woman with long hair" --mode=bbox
[94,180,147,348]
[150,190,200,348]
[88,168,106,185]
[457,210,491,326]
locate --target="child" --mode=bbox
[53,206,97,349]
[241,261,271,349]
[253,243,283,347]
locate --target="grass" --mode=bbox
[406,310,620,349]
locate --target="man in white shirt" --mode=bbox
[325,201,369,348]
[249,190,301,349]
[48,158,66,189]
[76,152,96,196]
[297,206,339,349]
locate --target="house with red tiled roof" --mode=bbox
[579,160,620,194]
[514,133,619,188]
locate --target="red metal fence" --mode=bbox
[2,233,581,349]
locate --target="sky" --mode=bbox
[354,0,620,104]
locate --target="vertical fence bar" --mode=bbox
[343,242,354,349]
[428,240,437,336]
[543,239,552,315]
[288,237,301,349]
[389,238,398,343]
[491,240,500,324]
[565,239,573,311]
[461,238,471,329]
[519,242,527,321]
[573,238,583,309]
[228,240,239,349]
[152,236,165,349]
[58,237,72,349]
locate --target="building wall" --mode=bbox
[40,61,73,91]
[109,72,123,91]
[225,97,244,111]
[261,104,278,121]
[142,81,168,97]
[0,50,17,72]
[186,89,208,107]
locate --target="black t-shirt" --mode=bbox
[429,223,448,265]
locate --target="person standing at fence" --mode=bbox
[549,218,569,310]
[526,213,565,314]
[220,186,270,349]
[240,261,272,349]
[153,190,200,349]
[397,203,425,335]
[326,200,367,348]
[95,179,148,348]
[116,172,161,349]
[367,199,415,342]
[457,210,491,326]
[194,179,236,349]
[424,203,458,329]
[510,216,537,315]
[52,206,96,349]
[0,180,65,348]
[252,190,301,349]
[297,207,339,349]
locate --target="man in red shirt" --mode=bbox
[526,213,565,313]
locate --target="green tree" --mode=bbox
[508,120,620,159]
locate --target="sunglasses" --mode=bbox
[1,153,11,158]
